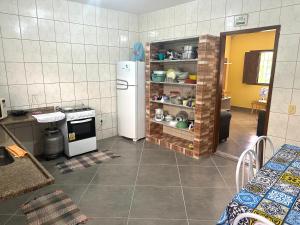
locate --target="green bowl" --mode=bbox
[151,74,166,82]
[176,121,188,129]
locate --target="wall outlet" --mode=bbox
[288,105,296,115]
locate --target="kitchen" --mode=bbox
[1,0,300,225]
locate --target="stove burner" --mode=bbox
[59,106,93,113]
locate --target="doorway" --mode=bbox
[214,26,281,160]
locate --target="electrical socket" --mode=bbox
[100,119,103,124]
[288,105,296,115]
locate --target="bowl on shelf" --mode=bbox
[176,71,189,80]
[176,121,189,129]
[169,120,177,127]
[151,71,166,82]
[189,74,197,81]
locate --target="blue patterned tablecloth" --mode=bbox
[217,144,300,225]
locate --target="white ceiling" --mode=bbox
[72,0,195,14]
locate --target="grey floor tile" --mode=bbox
[86,218,127,225]
[91,165,138,185]
[53,166,98,185]
[79,185,133,217]
[4,215,27,225]
[130,186,186,219]
[104,148,142,165]
[211,155,237,167]
[0,192,33,215]
[98,136,119,150]
[112,138,144,151]
[176,154,214,166]
[128,218,188,225]
[189,219,216,225]
[141,149,176,165]
[0,215,11,225]
[179,166,226,188]
[217,164,237,188]
[183,187,232,220]
[136,165,180,186]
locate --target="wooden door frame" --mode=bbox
[213,25,281,158]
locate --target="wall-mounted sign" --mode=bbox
[234,14,248,26]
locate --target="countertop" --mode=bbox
[0,108,55,200]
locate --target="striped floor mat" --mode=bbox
[21,190,87,225]
[56,150,120,174]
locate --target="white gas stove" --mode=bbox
[59,106,97,157]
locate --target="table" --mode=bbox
[218,144,300,225]
[251,100,267,114]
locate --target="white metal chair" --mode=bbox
[233,212,275,225]
[252,136,275,168]
[236,148,258,192]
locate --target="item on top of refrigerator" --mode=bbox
[132,42,145,61]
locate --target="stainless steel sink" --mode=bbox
[0,146,14,166]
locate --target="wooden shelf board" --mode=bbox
[150,119,193,133]
[150,59,198,63]
[150,100,195,110]
[147,81,196,87]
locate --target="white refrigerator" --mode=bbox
[117,61,145,141]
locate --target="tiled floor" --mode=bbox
[217,109,258,158]
[0,137,238,225]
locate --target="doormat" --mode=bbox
[56,150,120,174]
[21,190,87,225]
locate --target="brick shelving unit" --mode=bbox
[145,35,220,159]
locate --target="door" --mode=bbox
[117,85,137,139]
[117,61,137,86]
[67,117,96,142]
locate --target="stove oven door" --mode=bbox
[67,117,96,142]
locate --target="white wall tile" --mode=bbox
[25,63,43,84]
[100,81,111,98]
[20,17,39,40]
[286,115,300,141]
[96,7,107,27]
[43,63,59,83]
[70,23,84,44]
[58,63,73,82]
[57,42,72,63]
[226,0,243,16]
[267,112,288,138]
[294,62,300,89]
[74,82,88,100]
[119,48,129,61]
[73,64,86,82]
[282,0,300,6]
[0,85,10,107]
[0,14,20,39]
[22,40,41,62]
[118,12,129,30]
[186,1,198,23]
[197,20,211,35]
[261,0,281,10]
[60,82,75,101]
[244,12,260,29]
[71,44,85,63]
[28,83,45,106]
[108,47,119,64]
[211,0,226,18]
[210,18,225,36]
[243,0,261,13]
[281,5,300,34]
[0,63,7,85]
[0,41,4,62]
[291,89,300,116]
[101,113,112,129]
[107,9,118,29]
[45,83,61,103]
[119,30,128,48]
[0,0,18,14]
[53,0,69,22]
[198,0,211,21]
[108,29,119,47]
[110,80,116,97]
[101,97,111,113]
[55,21,70,42]
[89,98,101,114]
[68,1,83,24]
[85,45,98,63]
[2,39,23,62]
[174,4,186,25]
[259,8,280,26]
[40,41,57,62]
[18,0,37,17]
[87,82,100,99]
[270,88,292,114]
[129,32,139,48]
[277,34,300,62]
[86,64,99,81]
[38,19,55,41]
[273,62,296,88]
[36,0,53,19]
[83,4,96,26]
[99,64,110,81]
[97,27,108,46]
[84,25,97,45]
[174,25,186,38]
[98,46,109,63]
[9,85,29,107]
[6,63,26,85]
[129,14,138,32]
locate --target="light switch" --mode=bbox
[288,105,296,115]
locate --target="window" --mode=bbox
[257,51,273,84]
[243,50,273,85]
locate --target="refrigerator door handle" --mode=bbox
[117,79,129,90]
